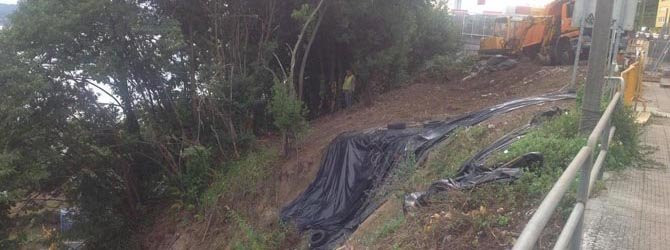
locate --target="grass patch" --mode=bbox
[202,149,278,209]
[364,213,406,245]
[163,147,306,250]
[197,148,302,249]
[356,104,646,249]
[228,209,292,250]
[355,117,530,249]
[429,126,488,178]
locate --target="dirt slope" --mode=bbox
[141,61,586,249]
[278,62,583,206]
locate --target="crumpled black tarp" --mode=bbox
[462,55,520,81]
[403,107,564,210]
[280,93,574,249]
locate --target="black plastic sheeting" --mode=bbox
[403,107,565,210]
[280,93,574,249]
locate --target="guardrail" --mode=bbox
[512,76,626,249]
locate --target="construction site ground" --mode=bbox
[142,61,586,250]
[278,62,583,205]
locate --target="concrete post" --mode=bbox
[579,0,615,134]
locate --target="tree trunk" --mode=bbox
[117,73,141,137]
[298,4,327,101]
[288,0,326,97]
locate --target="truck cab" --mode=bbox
[479,0,590,65]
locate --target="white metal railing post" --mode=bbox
[513,148,591,250]
[572,145,593,249]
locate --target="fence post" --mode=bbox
[597,120,611,181]
[572,147,594,249]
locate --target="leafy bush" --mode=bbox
[498,110,585,172]
[0,199,17,249]
[607,105,645,170]
[229,210,289,250]
[268,81,308,136]
[202,149,277,209]
[70,170,140,250]
[179,146,213,207]
[268,80,308,156]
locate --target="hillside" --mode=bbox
[141,61,586,249]
[0,1,466,248]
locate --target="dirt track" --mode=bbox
[278,62,586,205]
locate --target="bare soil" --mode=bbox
[278,62,582,205]
[140,61,586,249]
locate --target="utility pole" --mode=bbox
[579,0,615,134]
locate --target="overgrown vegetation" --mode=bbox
[201,149,278,210]
[354,104,645,249]
[0,0,460,247]
[269,81,308,157]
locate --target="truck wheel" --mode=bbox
[536,51,553,66]
[557,39,574,65]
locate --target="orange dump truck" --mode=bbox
[480,0,589,65]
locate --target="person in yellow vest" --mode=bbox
[342,70,356,108]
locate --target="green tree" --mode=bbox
[0,0,459,247]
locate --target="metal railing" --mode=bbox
[513,76,627,250]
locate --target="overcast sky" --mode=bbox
[0,0,16,5]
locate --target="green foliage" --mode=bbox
[357,102,644,249]
[178,146,213,207]
[313,0,459,96]
[202,149,278,209]
[70,172,140,250]
[637,0,658,29]
[268,81,308,135]
[366,214,405,244]
[496,215,510,227]
[0,0,460,247]
[229,210,289,250]
[497,110,584,169]
[0,193,16,249]
[429,126,488,178]
[290,4,312,23]
[361,112,584,248]
[371,152,418,202]
[607,105,645,171]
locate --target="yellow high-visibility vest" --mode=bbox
[343,75,355,91]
